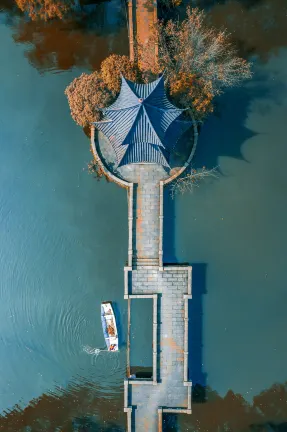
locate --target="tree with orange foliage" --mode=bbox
[100,54,141,94]
[65,55,140,128]
[139,7,252,119]
[15,0,78,20]
[65,71,113,128]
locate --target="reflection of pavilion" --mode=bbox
[92,76,198,431]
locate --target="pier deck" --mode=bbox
[126,0,157,62]
[117,163,193,431]
[124,266,192,431]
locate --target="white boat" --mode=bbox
[101,302,119,351]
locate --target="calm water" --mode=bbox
[1,0,287,430]
[0,1,128,428]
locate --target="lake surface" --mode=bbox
[1,0,287,430]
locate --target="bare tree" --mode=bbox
[87,159,110,182]
[139,7,252,119]
[170,166,219,198]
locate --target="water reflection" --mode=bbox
[180,382,287,431]
[176,0,287,409]
[0,377,125,431]
[202,0,287,62]
[1,0,287,427]
[1,0,128,73]
[1,380,287,431]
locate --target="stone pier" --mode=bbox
[118,165,192,431]
[90,68,198,430]
[124,266,192,431]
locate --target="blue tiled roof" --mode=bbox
[93,75,192,167]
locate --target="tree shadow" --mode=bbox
[192,67,280,172]
[163,70,274,261]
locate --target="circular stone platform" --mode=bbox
[95,127,195,185]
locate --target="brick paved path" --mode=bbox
[117,164,192,432]
[127,268,191,431]
[119,164,168,266]
[126,0,157,62]
[135,0,155,47]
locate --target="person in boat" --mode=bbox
[107,324,115,336]
[109,344,116,351]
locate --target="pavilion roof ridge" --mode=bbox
[93,74,193,167]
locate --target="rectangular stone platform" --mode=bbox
[124,265,192,431]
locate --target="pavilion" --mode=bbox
[93,75,192,168]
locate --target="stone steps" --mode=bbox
[133,257,159,267]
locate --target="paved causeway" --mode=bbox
[120,165,192,432]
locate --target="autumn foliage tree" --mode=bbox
[65,71,113,127]
[100,54,141,93]
[65,9,252,127]
[15,0,76,20]
[65,55,140,128]
[139,7,252,119]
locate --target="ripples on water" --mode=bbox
[82,345,121,376]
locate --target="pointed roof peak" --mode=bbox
[124,75,163,100]
[94,74,192,167]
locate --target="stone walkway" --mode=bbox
[135,0,156,48]
[125,267,192,431]
[126,0,157,63]
[95,136,193,431]
[119,164,168,267]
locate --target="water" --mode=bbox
[0,1,128,427]
[1,0,287,430]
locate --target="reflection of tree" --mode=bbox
[179,382,287,431]
[8,7,128,72]
[0,379,125,431]
[253,383,287,422]
[1,381,287,431]
[206,0,287,61]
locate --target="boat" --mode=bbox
[101,302,119,351]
